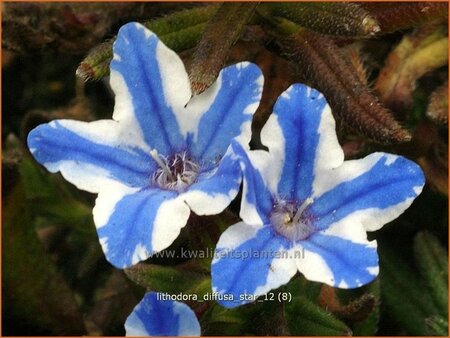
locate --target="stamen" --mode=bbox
[150,149,174,180]
[292,198,314,224]
[150,151,201,192]
[270,198,316,241]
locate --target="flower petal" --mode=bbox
[260,84,344,201]
[309,152,425,232]
[187,62,263,165]
[212,223,297,308]
[27,120,154,193]
[95,188,190,268]
[182,145,241,216]
[297,233,379,288]
[111,22,192,155]
[125,292,200,336]
[229,141,274,226]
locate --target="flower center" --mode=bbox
[150,150,200,192]
[270,198,315,241]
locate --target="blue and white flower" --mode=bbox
[211,84,425,308]
[125,292,200,336]
[27,22,263,268]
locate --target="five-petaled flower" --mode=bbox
[211,84,425,308]
[27,22,263,268]
[125,292,200,336]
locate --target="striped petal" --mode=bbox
[27,120,154,193]
[111,22,192,155]
[260,84,344,201]
[297,232,379,288]
[212,223,298,308]
[95,187,190,268]
[309,152,425,232]
[229,141,274,226]
[182,145,241,216]
[187,62,263,165]
[125,292,200,336]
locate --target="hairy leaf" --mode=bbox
[124,261,208,294]
[260,2,380,37]
[281,26,411,143]
[189,2,259,95]
[351,280,381,336]
[319,286,376,324]
[361,2,448,34]
[285,294,352,336]
[379,243,440,335]
[414,231,448,316]
[77,5,218,81]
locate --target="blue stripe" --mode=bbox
[134,293,180,336]
[274,84,327,202]
[231,141,273,224]
[189,63,262,165]
[301,233,378,287]
[111,23,185,155]
[212,226,291,308]
[309,154,424,230]
[28,121,153,188]
[188,146,241,197]
[98,188,178,268]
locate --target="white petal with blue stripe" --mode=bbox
[260,84,344,202]
[186,62,263,165]
[182,146,242,216]
[212,223,297,308]
[111,23,191,155]
[27,119,155,193]
[125,292,200,336]
[96,188,190,268]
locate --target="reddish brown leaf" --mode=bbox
[318,285,376,324]
[188,2,259,95]
[260,2,380,37]
[2,2,143,53]
[282,28,411,144]
[360,2,448,34]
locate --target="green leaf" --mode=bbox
[379,243,440,335]
[19,156,57,200]
[426,315,449,336]
[3,182,85,334]
[204,294,289,335]
[286,274,322,302]
[19,157,93,228]
[124,261,208,294]
[285,294,352,336]
[77,5,219,81]
[202,305,247,336]
[413,231,448,316]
